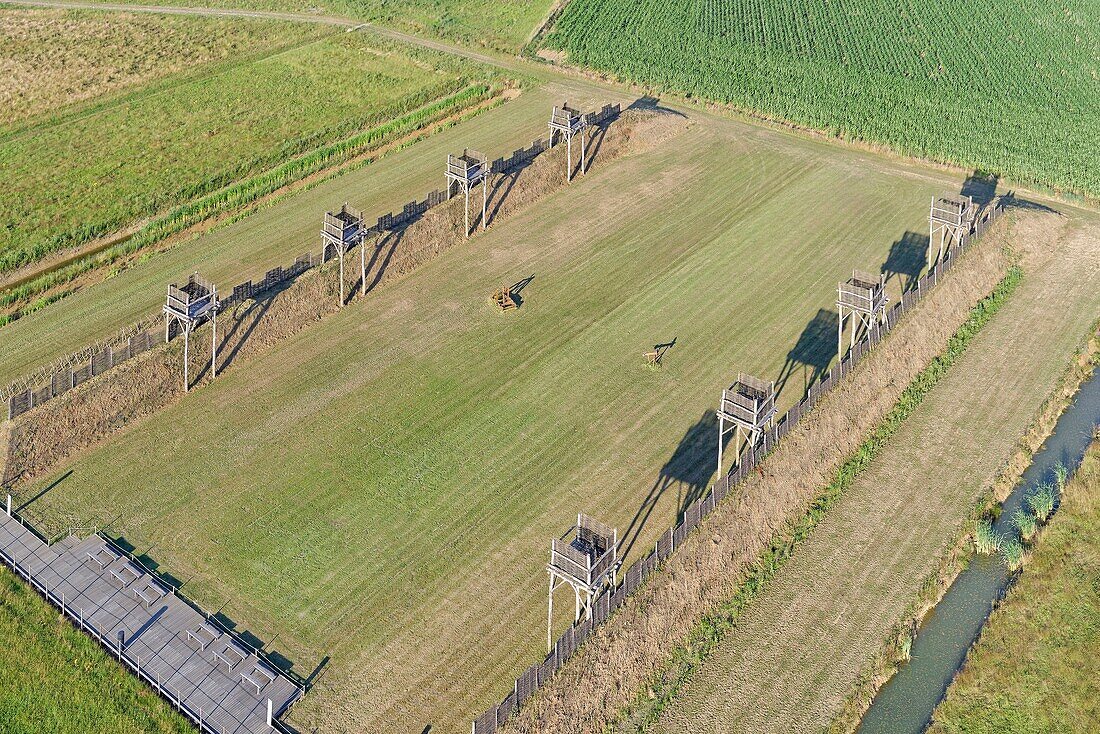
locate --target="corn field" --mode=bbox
[544,0,1100,198]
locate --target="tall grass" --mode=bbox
[999,534,1024,572]
[974,518,999,554]
[1027,483,1057,523]
[1012,509,1038,541]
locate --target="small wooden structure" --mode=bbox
[547,513,619,651]
[644,341,675,367]
[837,269,888,359]
[549,104,589,181]
[928,194,976,268]
[446,149,489,237]
[490,284,517,312]
[321,203,364,305]
[163,273,218,392]
[716,373,776,475]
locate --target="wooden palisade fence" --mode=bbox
[471,202,1004,733]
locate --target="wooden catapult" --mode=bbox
[490,284,518,312]
[644,341,675,367]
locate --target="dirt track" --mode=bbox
[656,209,1100,733]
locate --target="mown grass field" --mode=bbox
[0,565,193,734]
[654,210,1100,733]
[0,7,306,130]
[0,17,499,276]
[0,82,611,387]
[543,0,1100,200]
[930,438,1100,734]
[17,103,994,732]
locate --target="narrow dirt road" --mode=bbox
[657,209,1100,733]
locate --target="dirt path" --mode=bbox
[656,209,1100,733]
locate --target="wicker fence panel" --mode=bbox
[473,708,497,734]
[51,369,72,397]
[8,390,31,419]
[656,528,673,561]
[496,692,515,727]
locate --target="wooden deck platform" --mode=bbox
[0,512,302,734]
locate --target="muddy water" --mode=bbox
[857,366,1100,734]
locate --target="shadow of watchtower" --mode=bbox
[960,170,999,208]
[620,412,721,559]
[775,308,838,401]
[881,231,927,293]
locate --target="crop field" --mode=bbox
[0,81,615,387]
[930,439,1100,734]
[0,20,500,277]
[653,210,1100,733]
[0,7,310,130]
[13,101,997,732]
[0,565,193,733]
[543,0,1100,199]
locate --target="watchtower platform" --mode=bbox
[716,373,777,475]
[548,103,589,181]
[929,193,977,267]
[446,149,489,237]
[837,269,888,359]
[164,274,218,391]
[321,203,365,305]
[547,513,619,650]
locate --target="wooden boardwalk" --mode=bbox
[0,511,302,734]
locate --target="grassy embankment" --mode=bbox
[929,439,1100,733]
[0,565,194,734]
[542,0,1100,201]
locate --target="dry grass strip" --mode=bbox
[0,108,685,489]
[502,217,1017,733]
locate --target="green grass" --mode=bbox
[931,439,1100,733]
[0,566,194,734]
[0,26,498,275]
[15,107,992,731]
[543,0,1100,200]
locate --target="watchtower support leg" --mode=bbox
[183,328,190,392]
[481,177,487,230]
[211,310,217,379]
[338,250,345,306]
[567,134,573,181]
[581,130,587,175]
[465,187,471,238]
[361,241,368,297]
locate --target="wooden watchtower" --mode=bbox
[446,149,489,237]
[547,513,619,651]
[321,203,364,305]
[716,373,777,475]
[837,270,888,359]
[163,273,218,392]
[929,194,976,268]
[549,104,589,181]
